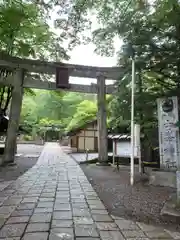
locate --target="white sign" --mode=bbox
[116,141,138,157]
[114,124,141,158]
[134,124,141,159]
[157,96,180,168]
[176,171,180,200]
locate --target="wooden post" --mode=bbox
[3,69,24,164]
[96,74,109,165]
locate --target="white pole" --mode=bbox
[138,144,142,173]
[113,141,115,165]
[130,58,135,185]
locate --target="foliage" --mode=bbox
[20,90,97,137]
[20,95,38,134]
[37,118,63,133]
[67,100,97,131]
[0,0,69,117]
[69,1,180,122]
[34,0,92,49]
[23,135,33,141]
[0,0,68,60]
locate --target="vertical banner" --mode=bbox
[157,96,180,168]
[134,124,141,172]
[134,124,141,158]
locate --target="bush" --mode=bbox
[23,135,32,141]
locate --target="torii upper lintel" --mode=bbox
[0,51,123,80]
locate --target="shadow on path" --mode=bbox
[0,144,44,181]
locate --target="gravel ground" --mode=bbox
[0,156,38,181]
[81,164,179,229]
[0,144,44,182]
[17,143,44,157]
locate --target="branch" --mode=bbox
[154,77,176,90]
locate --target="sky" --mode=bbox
[69,43,120,85]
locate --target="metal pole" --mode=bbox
[130,58,135,185]
[113,141,115,165]
[138,144,142,173]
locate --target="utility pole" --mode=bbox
[130,58,135,185]
[122,43,136,185]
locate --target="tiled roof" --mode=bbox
[108,134,144,140]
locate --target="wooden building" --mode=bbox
[67,120,98,152]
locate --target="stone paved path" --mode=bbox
[0,143,179,239]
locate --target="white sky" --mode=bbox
[69,42,120,85]
[50,12,122,85]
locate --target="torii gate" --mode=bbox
[0,52,124,166]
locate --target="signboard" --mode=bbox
[157,96,180,168]
[177,171,180,199]
[56,66,70,89]
[116,141,138,157]
[115,124,140,158]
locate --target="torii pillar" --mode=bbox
[96,74,108,165]
[3,69,24,164]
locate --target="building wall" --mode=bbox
[70,122,98,152]
[85,137,94,150]
[71,136,77,148]
[78,136,84,151]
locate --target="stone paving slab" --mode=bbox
[0,143,178,239]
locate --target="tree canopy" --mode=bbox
[59,0,180,150]
[0,0,70,117]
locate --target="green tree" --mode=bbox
[66,100,97,131]
[20,90,97,136]
[71,1,180,119]
[34,0,92,49]
[62,0,180,159]
[0,0,68,116]
[20,95,38,134]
